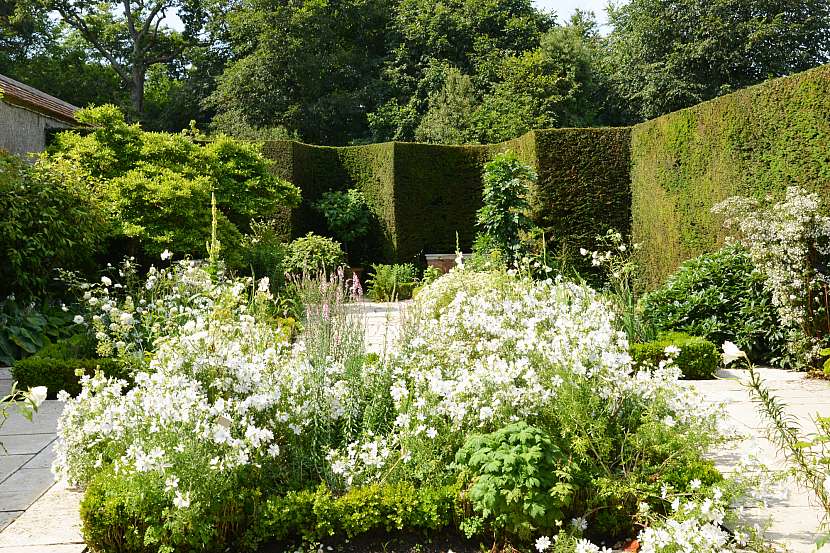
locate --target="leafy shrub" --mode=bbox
[46,105,300,266]
[81,466,266,553]
[630,332,720,380]
[313,189,372,253]
[33,333,97,360]
[0,150,107,300]
[12,357,135,398]
[454,422,574,540]
[241,220,288,293]
[0,300,76,365]
[475,151,537,265]
[641,244,786,364]
[366,263,418,301]
[388,269,727,541]
[284,233,346,275]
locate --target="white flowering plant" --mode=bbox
[59,268,391,551]
[60,258,768,552]
[713,186,830,368]
[63,255,287,361]
[580,229,653,343]
[319,268,733,544]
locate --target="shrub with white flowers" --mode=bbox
[713,186,830,367]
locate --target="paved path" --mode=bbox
[3,303,830,552]
[0,369,62,533]
[692,368,830,552]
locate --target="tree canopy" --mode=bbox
[0,0,827,142]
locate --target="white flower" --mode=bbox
[535,536,552,552]
[160,249,173,261]
[73,315,84,325]
[664,344,681,357]
[29,386,48,406]
[571,516,588,531]
[575,539,599,553]
[721,341,745,365]
[165,475,179,491]
[690,478,702,490]
[173,490,191,509]
[100,276,112,286]
[257,277,270,293]
[579,248,588,256]
[425,427,438,439]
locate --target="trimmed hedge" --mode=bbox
[630,332,719,380]
[80,470,460,553]
[12,356,135,398]
[630,64,830,290]
[262,128,632,264]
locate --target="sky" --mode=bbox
[533,0,614,30]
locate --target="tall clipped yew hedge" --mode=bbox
[630,64,830,290]
[262,129,632,263]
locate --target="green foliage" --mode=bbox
[313,189,372,253]
[475,151,537,265]
[257,482,459,545]
[454,422,573,541]
[366,264,418,301]
[45,106,300,267]
[630,332,720,380]
[261,127,631,265]
[284,233,346,275]
[641,244,786,364]
[630,65,830,289]
[241,220,289,293]
[0,150,108,300]
[33,333,97,360]
[12,356,134,398]
[0,300,75,365]
[80,466,268,553]
[607,0,830,122]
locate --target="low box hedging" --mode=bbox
[80,470,460,553]
[630,332,719,380]
[12,356,134,398]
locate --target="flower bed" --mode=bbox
[55,264,764,552]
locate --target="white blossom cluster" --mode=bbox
[714,186,830,364]
[53,276,379,507]
[637,490,739,553]
[389,269,718,434]
[324,269,722,488]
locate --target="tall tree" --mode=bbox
[34,0,201,115]
[368,0,554,141]
[606,0,830,121]
[209,0,391,145]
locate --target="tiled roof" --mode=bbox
[0,73,79,124]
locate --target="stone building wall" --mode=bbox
[0,101,72,156]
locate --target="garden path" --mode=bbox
[1,303,829,552]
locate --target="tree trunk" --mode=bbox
[130,65,145,115]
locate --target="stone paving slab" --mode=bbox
[0,398,62,534]
[0,480,85,551]
[0,468,56,512]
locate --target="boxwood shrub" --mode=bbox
[630,332,719,380]
[80,469,460,553]
[12,356,135,398]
